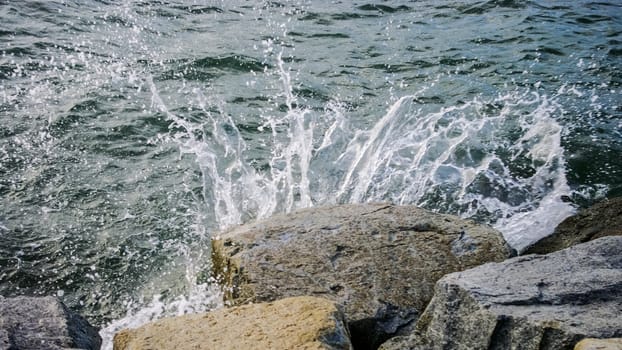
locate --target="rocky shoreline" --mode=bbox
[1,198,621,350]
[210,203,514,349]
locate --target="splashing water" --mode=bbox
[99,49,579,350]
[159,68,576,247]
[332,90,575,240]
[2,1,620,348]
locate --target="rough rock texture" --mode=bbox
[384,236,622,350]
[211,203,513,349]
[0,295,101,350]
[113,296,352,350]
[574,338,622,350]
[524,197,622,255]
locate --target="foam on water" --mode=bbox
[99,283,222,350]
[98,187,222,350]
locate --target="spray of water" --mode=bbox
[42,36,575,348]
[323,89,574,251]
[5,2,609,349]
[95,5,580,348]
[152,52,576,247]
[155,55,576,249]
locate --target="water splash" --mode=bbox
[153,52,576,251]
[99,283,222,350]
[327,89,575,252]
[6,1,610,346]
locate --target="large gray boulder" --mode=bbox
[384,236,622,350]
[211,203,513,349]
[0,296,101,350]
[524,197,622,255]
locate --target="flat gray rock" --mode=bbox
[211,203,513,349]
[0,296,101,350]
[386,236,622,350]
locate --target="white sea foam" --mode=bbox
[99,283,222,350]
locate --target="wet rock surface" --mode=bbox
[113,296,352,350]
[387,236,622,350]
[524,197,622,255]
[0,295,101,350]
[211,203,513,349]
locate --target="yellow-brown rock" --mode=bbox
[575,338,622,350]
[113,296,352,350]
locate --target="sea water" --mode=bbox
[0,1,620,347]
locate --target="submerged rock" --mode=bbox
[524,197,622,255]
[0,295,101,350]
[211,203,513,349]
[113,296,352,350]
[389,236,622,350]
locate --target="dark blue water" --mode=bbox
[1,0,620,346]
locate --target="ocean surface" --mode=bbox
[1,0,620,346]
